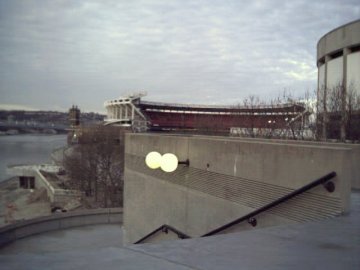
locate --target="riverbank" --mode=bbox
[0,134,67,182]
[0,177,51,227]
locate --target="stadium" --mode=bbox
[104,93,309,136]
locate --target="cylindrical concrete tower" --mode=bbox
[317,19,360,94]
[317,19,360,140]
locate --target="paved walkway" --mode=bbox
[1,192,359,270]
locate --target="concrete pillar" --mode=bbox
[125,104,128,119]
[341,48,351,141]
[322,55,331,140]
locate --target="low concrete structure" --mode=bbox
[0,208,122,248]
[7,164,82,204]
[124,134,353,244]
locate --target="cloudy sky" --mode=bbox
[0,0,359,113]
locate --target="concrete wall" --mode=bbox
[35,170,83,204]
[317,19,360,61]
[8,166,55,200]
[0,208,122,248]
[124,134,353,244]
[216,135,360,189]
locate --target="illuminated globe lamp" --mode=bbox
[145,151,162,169]
[160,153,178,173]
[145,152,190,173]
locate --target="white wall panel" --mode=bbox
[327,57,343,89]
[347,51,360,94]
[318,64,326,90]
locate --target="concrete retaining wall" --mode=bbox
[36,170,83,204]
[221,136,360,189]
[0,208,123,248]
[124,134,353,244]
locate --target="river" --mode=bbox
[0,134,67,182]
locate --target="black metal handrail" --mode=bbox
[202,171,336,237]
[134,171,336,244]
[134,224,190,244]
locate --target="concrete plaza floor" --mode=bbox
[1,192,359,270]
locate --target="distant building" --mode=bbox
[317,19,360,140]
[69,105,80,127]
[68,105,81,144]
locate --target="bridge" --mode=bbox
[0,122,68,134]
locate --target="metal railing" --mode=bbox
[134,171,336,244]
[202,171,336,236]
[134,224,190,244]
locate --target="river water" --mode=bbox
[0,134,67,182]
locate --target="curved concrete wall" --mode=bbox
[0,208,123,248]
[317,20,360,95]
[317,19,360,61]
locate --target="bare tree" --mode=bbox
[234,95,261,138]
[63,125,125,207]
[230,91,312,140]
[267,90,313,140]
[346,83,360,141]
[316,80,360,141]
[316,85,328,140]
[244,95,260,138]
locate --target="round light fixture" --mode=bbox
[160,153,179,173]
[145,151,162,169]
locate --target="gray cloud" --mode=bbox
[0,0,359,112]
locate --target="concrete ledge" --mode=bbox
[317,19,360,61]
[0,208,123,248]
